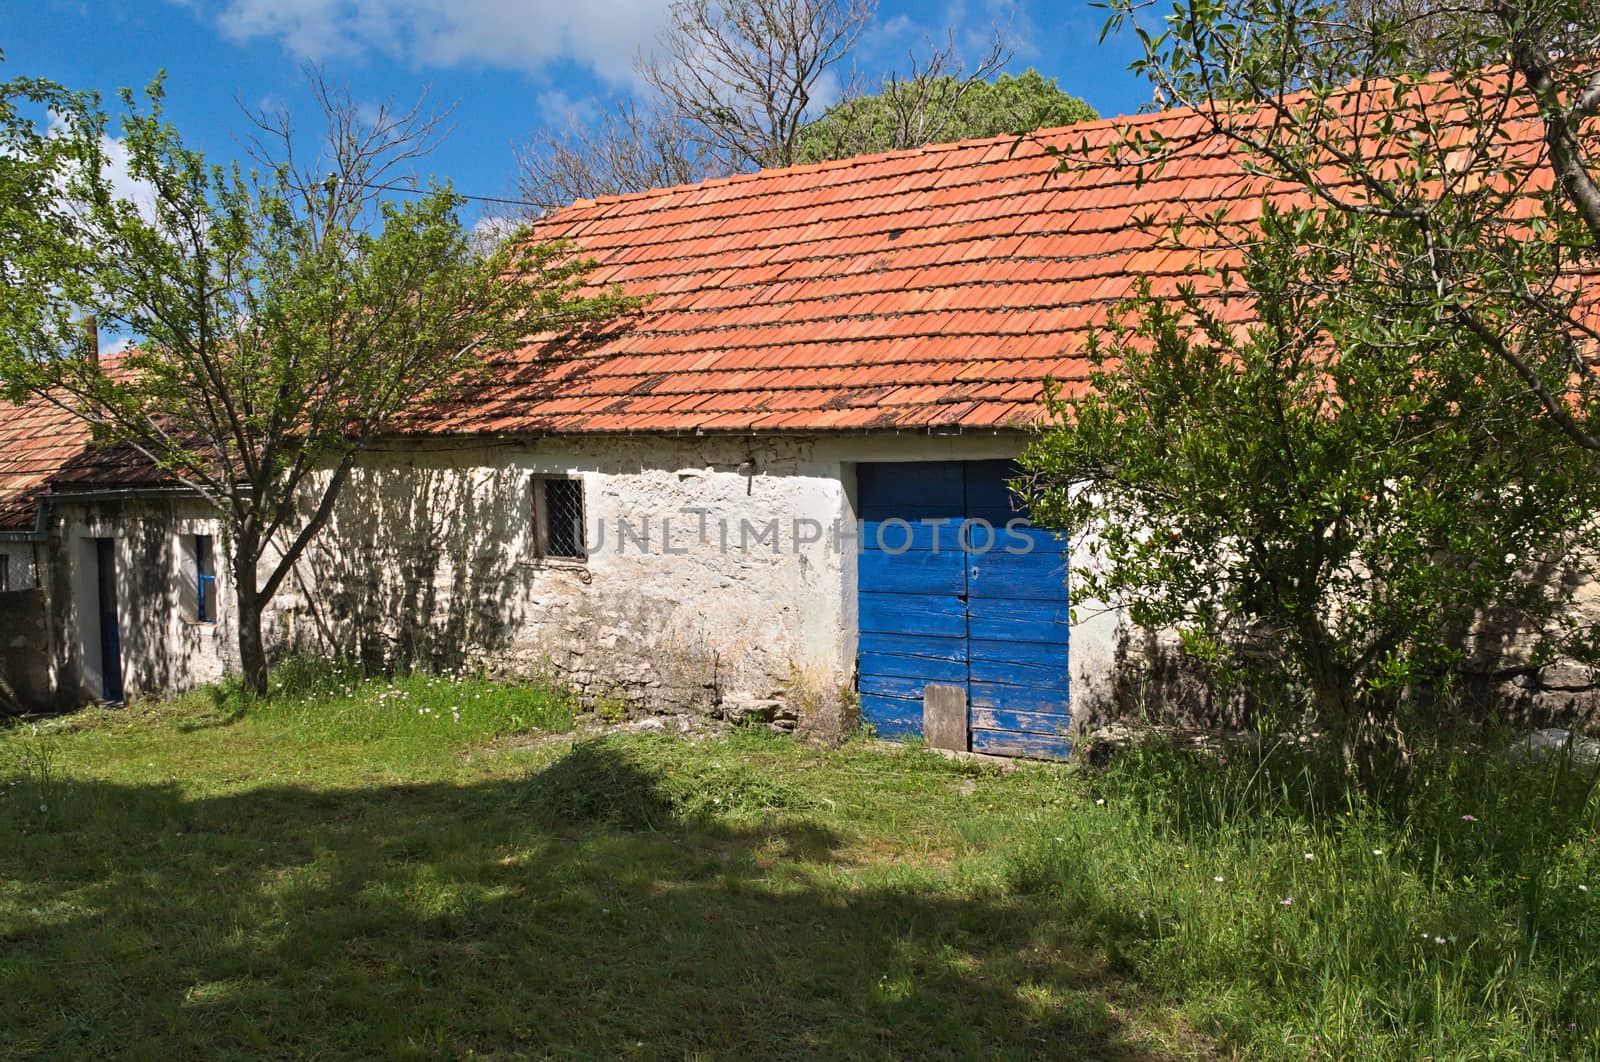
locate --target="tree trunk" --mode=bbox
[233,542,269,698]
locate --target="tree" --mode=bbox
[513,99,720,218]
[1024,210,1600,786]
[1021,0,1600,782]
[638,0,874,171]
[514,0,1072,213]
[0,73,637,696]
[795,68,1097,164]
[1089,0,1600,452]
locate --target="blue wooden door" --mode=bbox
[95,537,124,703]
[856,460,1072,759]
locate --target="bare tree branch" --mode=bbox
[512,98,726,217]
[637,0,875,169]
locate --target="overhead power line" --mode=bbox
[356,179,540,210]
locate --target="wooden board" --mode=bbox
[923,684,968,752]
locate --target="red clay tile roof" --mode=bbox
[407,79,1543,437]
[0,371,169,531]
[0,77,1554,526]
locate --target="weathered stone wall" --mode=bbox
[0,548,38,594]
[1073,573,1600,735]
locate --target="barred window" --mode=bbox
[534,476,587,560]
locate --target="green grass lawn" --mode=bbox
[2,669,1597,1059]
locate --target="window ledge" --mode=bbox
[521,557,590,574]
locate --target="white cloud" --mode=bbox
[535,89,602,130]
[96,132,161,222]
[470,211,524,251]
[45,111,160,222]
[100,334,137,358]
[179,0,674,85]
[858,0,1037,78]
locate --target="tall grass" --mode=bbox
[1009,737,1600,1058]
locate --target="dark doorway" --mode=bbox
[95,537,124,702]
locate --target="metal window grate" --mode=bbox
[539,477,586,559]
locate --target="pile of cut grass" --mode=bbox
[521,734,817,829]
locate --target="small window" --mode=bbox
[533,476,586,560]
[195,535,217,622]
[179,533,218,623]
[0,554,9,592]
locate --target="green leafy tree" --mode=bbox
[0,73,637,695]
[796,69,1098,164]
[1023,0,1600,782]
[1024,206,1600,784]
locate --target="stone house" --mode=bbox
[1,91,1591,750]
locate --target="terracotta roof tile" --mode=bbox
[0,358,172,529]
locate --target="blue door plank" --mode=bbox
[962,460,1024,510]
[967,597,1072,625]
[970,707,1072,735]
[859,673,932,700]
[966,552,1070,600]
[969,637,1069,668]
[859,631,967,663]
[858,592,967,637]
[980,525,1068,553]
[860,518,1064,554]
[970,681,1071,713]
[857,461,963,511]
[859,651,968,684]
[972,728,1072,760]
[860,518,968,553]
[962,524,1059,560]
[859,549,965,595]
[861,694,924,738]
[969,656,1072,689]
[967,611,1070,644]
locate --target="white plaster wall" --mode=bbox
[270,434,869,709]
[262,431,1123,723]
[33,432,1127,724]
[52,501,233,702]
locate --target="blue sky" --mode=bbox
[1,1,1152,227]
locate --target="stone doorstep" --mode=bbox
[856,739,1034,772]
[926,746,1034,771]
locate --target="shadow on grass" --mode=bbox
[0,742,1161,1059]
